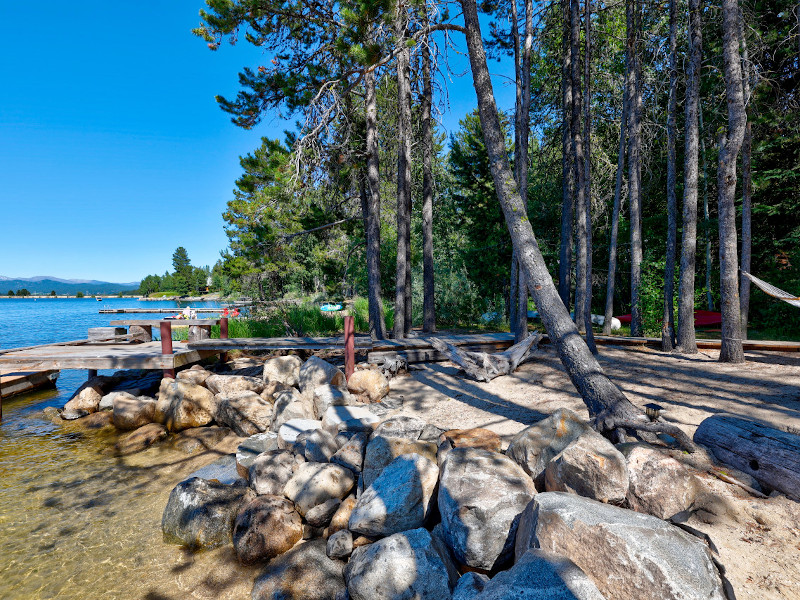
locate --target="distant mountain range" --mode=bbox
[0,276,140,295]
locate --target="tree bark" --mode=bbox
[365,68,387,340]
[626,0,643,338]
[583,0,597,353]
[717,0,746,364]
[677,0,702,354]
[602,91,628,335]
[422,24,436,333]
[571,0,588,339]
[662,0,678,351]
[738,9,752,340]
[458,0,696,450]
[558,0,574,310]
[700,109,714,311]
[394,6,413,339]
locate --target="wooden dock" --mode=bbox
[100,308,228,314]
[0,369,59,399]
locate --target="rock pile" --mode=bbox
[159,395,728,600]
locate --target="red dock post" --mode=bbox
[220,317,229,364]
[160,321,175,378]
[344,315,355,380]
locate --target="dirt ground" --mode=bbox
[389,344,800,600]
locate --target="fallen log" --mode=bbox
[694,414,800,499]
[429,332,543,382]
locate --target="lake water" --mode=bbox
[0,298,259,599]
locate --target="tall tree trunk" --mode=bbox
[602,93,628,335]
[510,0,523,341]
[627,0,643,338]
[571,0,588,339]
[662,0,678,351]
[677,0,702,354]
[422,25,436,333]
[700,109,714,311]
[558,0,574,310]
[365,68,387,340]
[458,0,696,450]
[738,8,752,340]
[394,7,413,339]
[583,0,597,353]
[717,0,746,364]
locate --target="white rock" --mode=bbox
[283,462,356,516]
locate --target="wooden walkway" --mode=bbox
[0,369,59,399]
[0,341,219,371]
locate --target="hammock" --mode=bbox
[742,271,800,309]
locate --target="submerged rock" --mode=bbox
[111,393,156,431]
[114,423,168,455]
[251,539,346,600]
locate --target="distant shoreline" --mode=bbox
[0,294,221,301]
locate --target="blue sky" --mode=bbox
[0,1,515,283]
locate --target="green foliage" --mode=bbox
[75,292,84,298]
[50,290,56,296]
[7,290,14,296]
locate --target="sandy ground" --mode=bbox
[388,344,800,600]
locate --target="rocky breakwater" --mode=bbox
[158,384,734,600]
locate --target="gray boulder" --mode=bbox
[438,447,536,570]
[214,391,274,436]
[63,382,103,415]
[371,415,428,441]
[271,389,317,432]
[330,432,369,473]
[161,477,248,549]
[263,355,303,387]
[249,449,304,496]
[623,444,698,520]
[278,418,324,450]
[236,431,279,479]
[322,405,381,435]
[233,494,302,564]
[305,497,342,527]
[544,430,629,503]
[313,384,355,417]
[284,462,356,516]
[305,427,339,463]
[111,393,156,430]
[515,492,726,600]
[362,435,437,488]
[506,408,591,487]
[349,454,439,537]
[251,538,346,600]
[344,528,458,600]
[188,454,244,485]
[205,373,266,395]
[154,378,216,432]
[327,529,354,560]
[453,572,489,600]
[99,390,130,411]
[475,549,605,600]
[298,356,346,395]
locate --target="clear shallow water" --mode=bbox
[0,298,258,599]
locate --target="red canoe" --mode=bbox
[615,310,721,327]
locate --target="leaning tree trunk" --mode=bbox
[662,0,678,351]
[602,91,628,335]
[583,0,597,353]
[717,0,746,364]
[738,8,752,340]
[459,0,696,451]
[677,0,702,354]
[365,68,387,340]
[626,0,644,338]
[558,0,574,310]
[422,24,436,333]
[394,7,413,339]
[571,0,588,338]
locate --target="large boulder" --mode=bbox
[372,415,428,441]
[98,390,129,411]
[330,432,369,473]
[362,435,437,488]
[249,450,304,496]
[271,389,316,432]
[251,538,346,600]
[214,391,274,436]
[304,427,339,463]
[161,477,248,549]
[506,408,592,487]
[205,373,266,396]
[236,432,279,479]
[349,453,439,537]
[233,495,303,564]
[453,572,489,600]
[63,382,104,415]
[441,428,502,452]
[283,462,356,516]
[322,405,381,435]
[344,528,458,600]
[312,384,354,417]
[278,419,324,450]
[298,356,345,395]
[114,422,168,455]
[261,380,292,403]
[515,492,726,600]
[473,549,605,600]
[438,447,537,571]
[111,393,156,430]
[623,444,698,520]
[176,366,212,386]
[544,430,629,503]
[347,369,390,403]
[188,454,243,485]
[263,355,303,387]
[154,378,216,432]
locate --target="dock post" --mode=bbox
[87,369,98,381]
[344,315,355,380]
[220,317,229,364]
[160,321,175,378]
